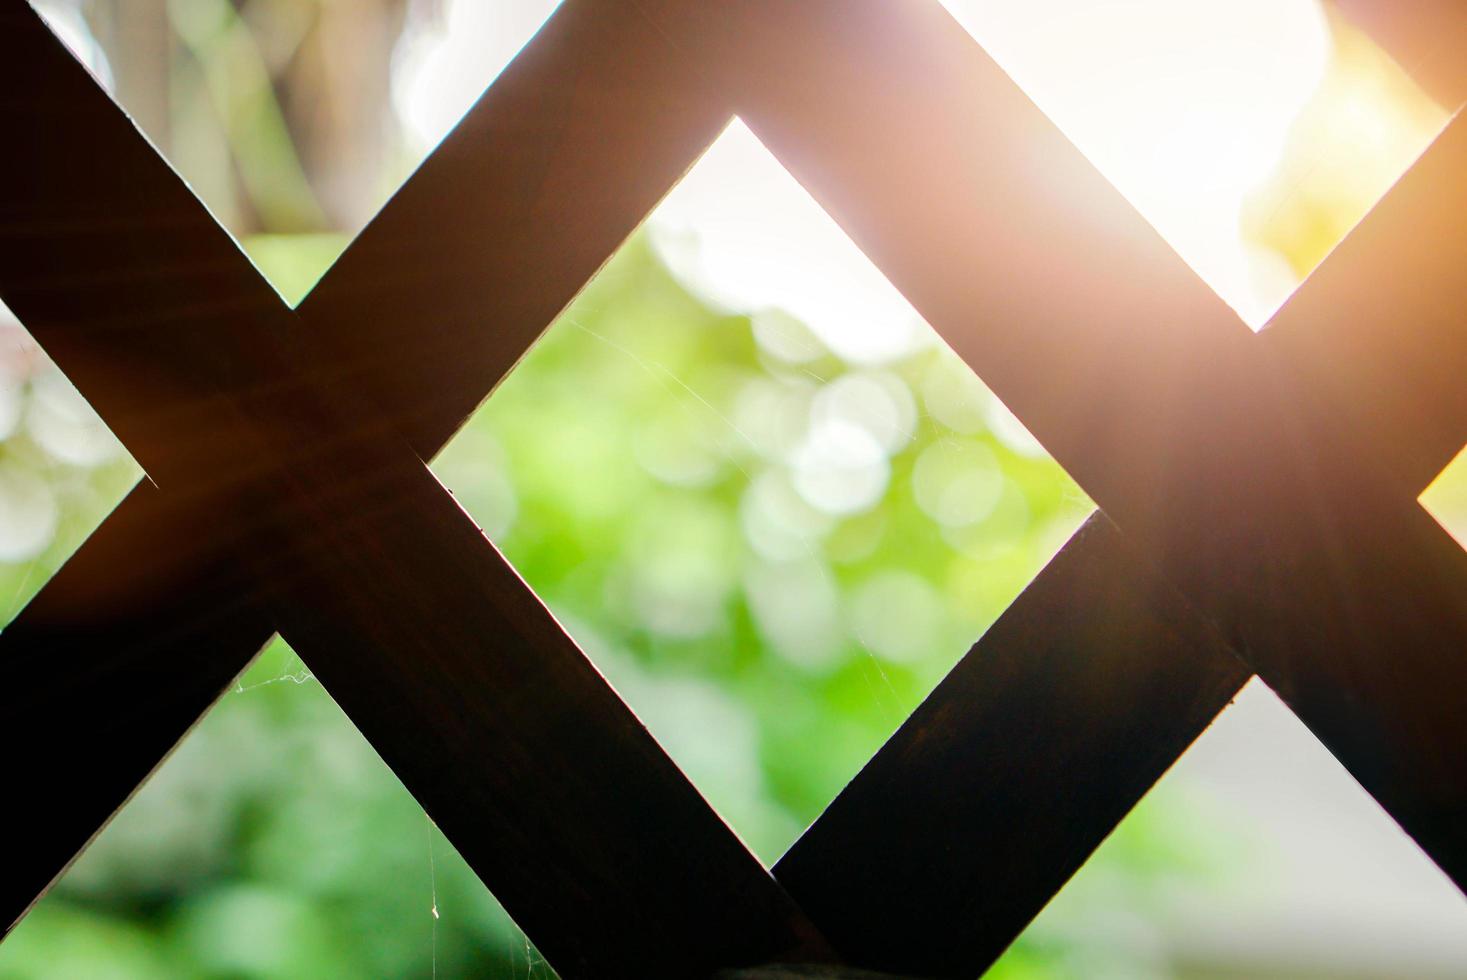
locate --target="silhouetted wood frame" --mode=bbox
[0,2,1463,978]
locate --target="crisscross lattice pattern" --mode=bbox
[2,2,1465,977]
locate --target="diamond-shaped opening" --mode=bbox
[940,0,1448,328]
[432,119,1094,859]
[0,637,556,979]
[33,0,563,295]
[0,300,140,628]
[1421,445,1467,550]
[999,678,1467,978]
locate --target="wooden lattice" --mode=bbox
[2,2,1465,977]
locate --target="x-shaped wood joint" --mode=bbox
[2,2,1465,978]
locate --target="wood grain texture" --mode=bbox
[0,482,275,932]
[0,4,828,975]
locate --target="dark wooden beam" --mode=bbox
[776,515,1248,977]
[0,4,829,975]
[1260,112,1467,492]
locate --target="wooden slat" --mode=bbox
[630,0,1467,971]
[0,5,831,975]
[1260,111,1467,492]
[296,0,733,455]
[251,401,830,978]
[776,515,1249,977]
[0,481,275,931]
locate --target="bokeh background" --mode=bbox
[2,1,1467,976]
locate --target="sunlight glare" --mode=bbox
[940,0,1446,327]
[943,0,1329,326]
[1421,447,1467,550]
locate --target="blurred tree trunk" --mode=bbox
[273,0,408,231]
[80,0,408,236]
[82,0,173,141]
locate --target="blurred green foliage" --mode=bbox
[443,234,1095,856]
